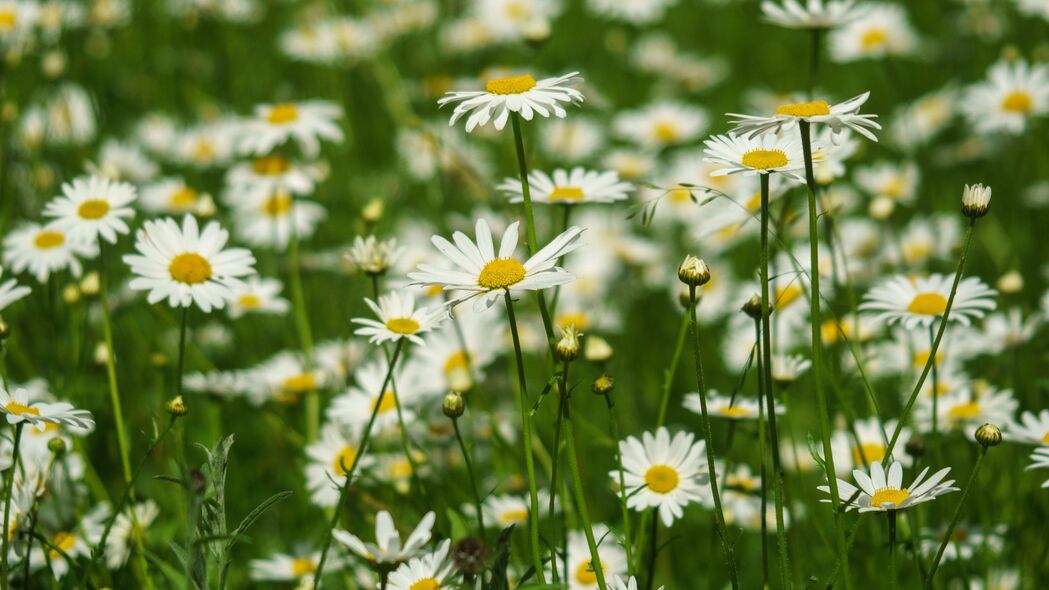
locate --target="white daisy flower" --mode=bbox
[0,266,31,313]
[563,524,628,590]
[30,519,101,579]
[102,500,160,569]
[327,358,429,432]
[43,175,137,245]
[820,460,958,512]
[539,117,604,162]
[703,132,811,181]
[916,386,1018,434]
[415,307,503,394]
[481,494,540,529]
[438,72,584,132]
[254,350,330,405]
[855,161,920,204]
[828,3,919,63]
[961,59,1049,135]
[860,274,997,329]
[353,291,448,347]
[332,510,436,565]
[175,121,237,168]
[0,1,40,48]
[387,539,458,590]
[610,575,663,590]
[237,100,344,157]
[227,276,290,319]
[612,427,709,526]
[684,390,783,421]
[761,0,865,29]
[304,422,371,507]
[225,154,318,198]
[250,550,341,582]
[0,387,94,432]
[729,92,881,141]
[613,100,708,149]
[408,218,584,311]
[90,139,159,182]
[1025,446,1049,488]
[586,0,676,24]
[497,167,632,205]
[140,177,209,215]
[770,354,812,384]
[344,235,405,277]
[830,417,910,474]
[229,190,326,251]
[919,523,1005,563]
[123,215,257,312]
[2,222,97,283]
[1006,410,1049,445]
[475,0,561,42]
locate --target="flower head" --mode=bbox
[820,460,958,512]
[0,388,94,433]
[332,510,436,565]
[353,292,448,346]
[438,72,584,132]
[612,427,709,526]
[729,92,881,141]
[860,274,997,329]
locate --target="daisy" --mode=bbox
[304,422,371,507]
[43,175,137,245]
[828,3,919,62]
[352,291,448,346]
[2,222,97,283]
[613,427,709,526]
[917,387,1018,434]
[30,519,101,579]
[237,100,343,157]
[770,354,812,385]
[919,523,1004,562]
[962,59,1049,135]
[1006,410,1049,445]
[860,274,997,329]
[684,391,783,421]
[407,218,584,311]
[761,0,865,29]
[820,460,958,512]
[415,308,502,393]
[0,387,95,432]
[497,167,632,205]
[855,161,920,204]
[729,92,881,141]
[0,1,39,48]
[229,190,326,250]
[1025,446,1049,488]
[332,510,436,566]
[981,309,1039,353]
[481,494,539,529]
[91,139,158,182]
[387,540,458,590]
[703,132,810,181]
[226,276,290,319]
[438,71,584,132]
[250,550,341,582]
[123,215,257,312]
[609,576,663,590]
[225,154,319,198]
[344,235,405,276]
[175,121,237,168]
[254,351,330,405]
[327,358,429,431]
[613,101,708,149]
[0,266,30,313]
[586,0,675,24]
[563,524,628,590]
[140,177,210,215]
[102,500,160,569]
[540,118,604,161]
[831,417,910,473]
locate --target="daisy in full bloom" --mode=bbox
[610,576,663,590]
[43,175,137,245]
[408,218,584,311]
[237,100,344,157]
[684,391,783,421]
[226,276,290,319]
[729,92,881,141]
[0,266,30,313]
[761,0,865,29]
[438,72,584,132]
[1006,410,1049,445]
[820,460,958,512]
[387,540,459,590]
[916,386,1018,434]
[770,354,812,385]
[327,358,429,431]
[332,510,436,566]
[828,3,918,63]
[102,501,160,569]
[612,427,709,526]
[0,387,95,432]
[225,154,319,199]
[2,222,97,283]
[250,550,342,582]
[352,291,448,346]
[586,0,676,24]
[1025,446,1049,488]
[860,274,997,329]
[830,417,910,474]
[30,516,104,579]
[613,101,708,149]
[305,422,372,507]
[497,167,633,205]
[123,215,257,312]
[254,351,331,405]
[140,178,210,215]
[564,525,628,590]
[855,161,920,204]
[703,132,811,181]
[961,60,1049,135]
[229,189,326,250]
[415,308,502,393]
[481,494,543,529]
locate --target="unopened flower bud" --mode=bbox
[741,294,765,320]
[961,183,991,219]
[869,196,895,220]
[166,396,188,417]
[974,423,1002,448]
[48,437,67,456]
[443,391,465,418]
[591,374,615,396]
[0,321,10,340]
[996,271,1023,295]
[584,335,613,363]
[80,272,100,297]
[62,284,81,305]
[677,255,711,287]
[555,326,582,362]
[361,198,384,223]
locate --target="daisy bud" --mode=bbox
[42,51,66,79]
[62,284,81,305]
[48,437,67,456]
[0,321,9,339]
[961,183,991,219]
[975,423,1002,448]
[677,255,711,287]
[79,272,100,297]
[452,537,487,576]
[361,198,384,223]
[591,374,615,396]
[996,270,1023,295]
[741,293,765,320]
[93,342,109,366]
[868,196,895,220]
[166,395,188,418]
[555,326,582,362]
[584,335,614,363]
[443,391,465,418]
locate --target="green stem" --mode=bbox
[287,196,318,442]
[656,313,690,427]
[606,397,634,571]
[547,387,566,582]
[889,512,898,590]
[1,422,23,590]
[924,447,989,587]
[452,418,486,538]
[177,306,189,399]
[99,240,133,485]
[754,319,770,589]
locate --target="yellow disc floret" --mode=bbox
[644,464,680,494]
[477,258,526,289]
[169,253,213,285]
[741,149,789,170]
[775,100,831,117]
[385,318,421,335]
[907,292,948,316]
[870,487,910,508]
[485,74,537,95]
[77,199,111,219]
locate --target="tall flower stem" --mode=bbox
[924,445,989,587]
[759,173,793,589]
[754,318,770,588]
[287,198,318,442]
[313,339,405,589]
[503,291,547,583]
[686,286,739,590]
[547,387,566,582]
[176,306,189,398]
[888,511,898,590]
[605,395,634,570]
[800,120,851,589]
[1,422,24,590]
[452,417,485,537]
[656,313,690,427]
[98,240,133,485]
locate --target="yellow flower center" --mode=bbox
[237,294,262,309]
[744,191,762,211]
[33,230,65,250]
[499,508,529,525]
[410,579,440,590]
[575,560,604,585]
[1001,90,1033,114]
[653,121,679,142]
[911,350,942,368]
[385,318,421,335]
[861,28,888,50]
[443,350,469,374]
[485,74,536,95]
[291,557,317,577]
[252,155,291,176]
[852,443,886,465]
[49,531,76,559]
[947,401,982,420]
[741,149,788,170]
[549,186,585,201]
[775,100,831,117]
[192,140,216,163]
[720,406,751,418]
[77,199,110,219]
[906,292,948,316]
[169,253,213,285]
[775,283,803,309]
[0,10,15,30]
[870,487,910,508]
[267,103,299,124]
[644,464,680,494]
[5,401,40,417]
[374,391,398,414]
[477,258,526,289]
[727,474,758,491]
[1041,431,1049,445]
[332,445,358,476]
[262,193,293,217]
[557,311,589,330]
[170,187,199,209]
[282,373,317,395]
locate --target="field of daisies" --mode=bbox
[3,0,1049,588]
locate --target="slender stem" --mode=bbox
[924,447,989,587]
[754,319,769,589]
[312,340,405,589]
[687,286,740,590]
[177,306,189,398]
[800,120,851,590]
[547,386,566,582]
[287,196,318,442]
[888,512,898,590]
[503,291,548,583]
[452,418,485,538]
[606,397,634,570]
[645,516,659,590]
[929,323,939,441]
[1,422,24,590]
[99,240,133,485]
[656,313,690,427]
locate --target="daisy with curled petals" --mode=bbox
[761,0,865,29]
[0,387,95,432]
[353,291,448,346]
[332,510,435,566]
[961,59,1049,135]
[43,175,137,245]
[387,539,458,590]
[610,576,662,590]
[729,92,881,141]
[238,100,344,157]
[438,72,584,132]
[497,167,632,205]
[1007,410,1049,445]
[703,132,810,182]
[2,222,97,283]
[819,460,958,512]
[0,266,30,313]
[860,274,997,329]
[123,215,256,312]
[611,427,709,526]
[408,218,584,311]
[1025,446,1049,488]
